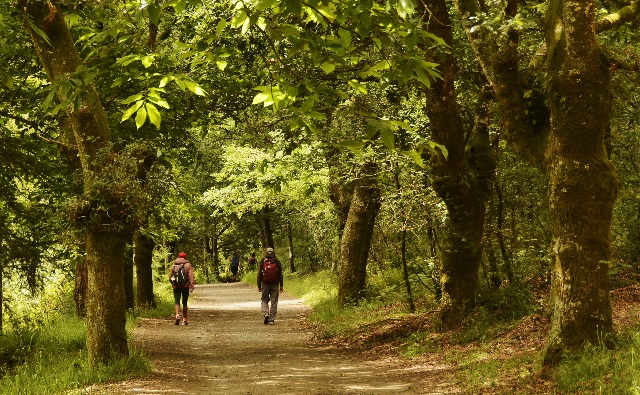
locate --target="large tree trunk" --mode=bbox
[85,230,129,362]
[338,162,381,305]
[21,1,129,365]
[327,148,355,273]
[542,0,616,365]
[453,0,618,364]
[420,0,494,328]
[134,232,156,308]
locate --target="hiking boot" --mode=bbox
[175,317,180,325]
[268,320,275,325]
[183,319,189,325]
[263,315,269,325]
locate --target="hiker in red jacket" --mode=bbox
[257,247,283,325]
[169,251,195,325]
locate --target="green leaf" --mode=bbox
[135,106,147,129]
[301,96,315,112]
[368,60,391,73]
[389,120,415,131]
[216,19,227,36]
[183,80,206,95]
[321,61,336,74]
[241,17,251,35]
[428,141,448,159]
[252,91,271,105]
[397,0,416,19]
[337,140,365,149]
[64,14,81,27]
[405,31,418,50]
[43,89,56,111]
[380,129,395,150]
[216,60,228,70]
[145,102,161,129]
[121,100,144,122]
[338,28,351,48]
[307,111,326,120]
[231,11,247,29]
[141,56,154,68]
[147,3,161,25]
[348,80,367,94]
[148,96,170,109]
[121,93,143,105]
[401,150,425,168]
[415,67,431,88]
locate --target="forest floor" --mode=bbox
[86,281,640,395]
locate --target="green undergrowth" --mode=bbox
[284,270,429,340]
[0,283,177,395]
[553,325,640,394]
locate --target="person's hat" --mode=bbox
[266,247,274,254]
[178,251,187,258]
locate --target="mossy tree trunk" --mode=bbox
[454,0,618,364]
[420,0,494,328]
[134,231,156,308]
[337,162,381,305]
[542,0,616,365]
[21,1,129,364]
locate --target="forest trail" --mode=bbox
[89,282,458,394]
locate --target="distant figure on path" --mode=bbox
[230,253,240,281]
[247,252,257,271]
[169,251,195,325]
[257,247,284,325]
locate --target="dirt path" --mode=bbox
[92,282,457,394]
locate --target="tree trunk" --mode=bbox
[338,162,381,305]
[74,256,88,317]
[85,230,129,363]
[286,219,296,273]
[21,2,129,365]
[203,237,210,282]
[420,0,494,328]
[134,232,156,308]
[123,241,134,310]
[256,206,275,249]
[212,237,220,280]
[453,0,617,363]
[395,172,415,313]
[542,0,616,365]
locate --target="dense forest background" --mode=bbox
[2,0,640,391]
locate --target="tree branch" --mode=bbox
[597,0,640,33]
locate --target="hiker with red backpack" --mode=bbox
[257,247,283,325]
[169,251,195,325]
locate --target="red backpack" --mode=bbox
[262,258,279,283]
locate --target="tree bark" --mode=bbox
[134,231,156,308]
[286,219,296,273]
[338,162,381,305]
[85,230,129,362]
[420,0,494,328]
[20,1,130,365]
[453,0,617,363]
[124,241,134,310]
[74,257,88,317]
[256,206,275,249]
[542,0,617,365]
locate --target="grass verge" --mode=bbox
[0,285,176,395]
